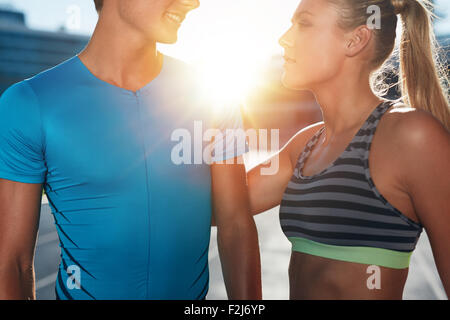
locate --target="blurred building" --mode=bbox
[0,7,89,95]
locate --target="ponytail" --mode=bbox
[394,0,450,130]
[328,0,450,130]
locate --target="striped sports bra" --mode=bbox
[279,100,423,269]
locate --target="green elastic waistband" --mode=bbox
[288,237,412,269]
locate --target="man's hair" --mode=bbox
[94,0,103,12]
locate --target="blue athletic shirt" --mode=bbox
[0,54,249,300]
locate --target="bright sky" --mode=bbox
[2,0,449,61]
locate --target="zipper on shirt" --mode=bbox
[134,91,152,299]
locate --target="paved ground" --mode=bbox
[35,199,447,300]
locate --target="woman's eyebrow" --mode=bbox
[291,10,314,23]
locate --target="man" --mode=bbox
[0,0,261,300]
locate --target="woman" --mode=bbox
[248,0,450,299]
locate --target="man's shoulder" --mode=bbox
[0,55,83,115]
[26,55,79,91]
[0,79,37,107]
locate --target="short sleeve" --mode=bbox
[209,102,249,163]
[0,81,47,183]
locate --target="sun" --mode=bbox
[178,9,277,111]
[158,1,293,112]
[195,61,253,112]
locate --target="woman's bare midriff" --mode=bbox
[288,250,409,299]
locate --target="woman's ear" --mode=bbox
[345,25,373,58]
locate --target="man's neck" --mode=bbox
[78,9,163,92]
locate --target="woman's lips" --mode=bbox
[283,56,296,64]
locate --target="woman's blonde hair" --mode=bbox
[328,0,450,130]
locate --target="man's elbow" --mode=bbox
[0,257,33,282]
[0,261,35,300]
[216,213,257,234]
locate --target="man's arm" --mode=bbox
[0,81,47,299]
[0,179,43,299]
[210,156,262,300]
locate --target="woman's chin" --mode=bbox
[280,73,308,91]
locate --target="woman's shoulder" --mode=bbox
[376,103,450,178]
[380,103,449,145]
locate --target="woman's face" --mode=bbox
[279,0,348,91]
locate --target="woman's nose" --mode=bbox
[279,29,293,48]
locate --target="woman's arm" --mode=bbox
[395,110,450,297]
[246,122,324,216]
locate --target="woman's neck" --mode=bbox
[311,67,384,146]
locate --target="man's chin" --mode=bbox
[155,31,178,44]
[158,37,178,44]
